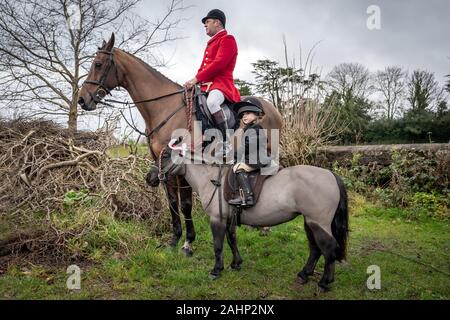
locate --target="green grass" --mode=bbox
[1,194,449,300]
[106,144,149,158]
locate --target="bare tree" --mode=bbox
[374,66,407,120]
[445,74,450,94]
[325,63,373,144]
[0,0,186,134]
[326,62,372,101]
[407,69,441,112]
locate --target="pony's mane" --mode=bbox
[118,49,182,88]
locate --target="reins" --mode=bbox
[96,89,190,139]
[205,164,225,222]
[104,89,185,106]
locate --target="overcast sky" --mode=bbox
[140,0,450,85]
[5,0,448,133]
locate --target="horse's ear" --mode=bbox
[105,32,115,52]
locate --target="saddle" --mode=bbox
[193,86,239,136]
[223,165,282,227]
[223,166,280,206]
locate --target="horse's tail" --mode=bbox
[331,172,349,262]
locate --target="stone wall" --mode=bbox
[314,143,449,168]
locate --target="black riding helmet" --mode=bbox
[234,97,264,118]
[201,9,226,27]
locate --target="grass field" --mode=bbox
[0,192,449,300]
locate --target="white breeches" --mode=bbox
[206,89,225,114]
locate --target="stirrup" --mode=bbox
[228,188,245,206]
[228,197,245,206]
[244,196,255,206]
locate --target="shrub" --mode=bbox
[333,150,449,220]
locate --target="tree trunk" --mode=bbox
[68,100,78,135]
[69,46,80,135]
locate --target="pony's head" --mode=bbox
[78,33,121,111]
[158,137,188,182]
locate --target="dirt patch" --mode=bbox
[359,240,387,256]
[0,228,93,270]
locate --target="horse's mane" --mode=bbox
[118,49,183,88]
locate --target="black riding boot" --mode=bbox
[212,109,227,138]
[212,110,232,158]
[228,171,255,206]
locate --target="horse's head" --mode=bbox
[78,33,121,111]
[158,138,188,182]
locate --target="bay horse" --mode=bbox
[159,139,349,291]
[78,33,282,255]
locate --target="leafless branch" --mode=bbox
[0,0,187,133]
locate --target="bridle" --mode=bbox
[82,49,118,103]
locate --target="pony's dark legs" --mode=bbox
[226,222,243,270]
[147,167,184,248]
[320,259,336,290]
[298,174,348,291]
[154,173,195,254]
[300,220,338,291]
[298,221,321,283]
[165,180,183,248]
[178,177,195,256]
[210,221,226,279]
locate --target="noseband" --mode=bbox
[82,50,118,102]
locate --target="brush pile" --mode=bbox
[0,118,168,265]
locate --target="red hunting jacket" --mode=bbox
[195,30,241,103]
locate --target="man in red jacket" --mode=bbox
[184,9,241,152]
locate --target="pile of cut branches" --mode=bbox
[0,118,168,265]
